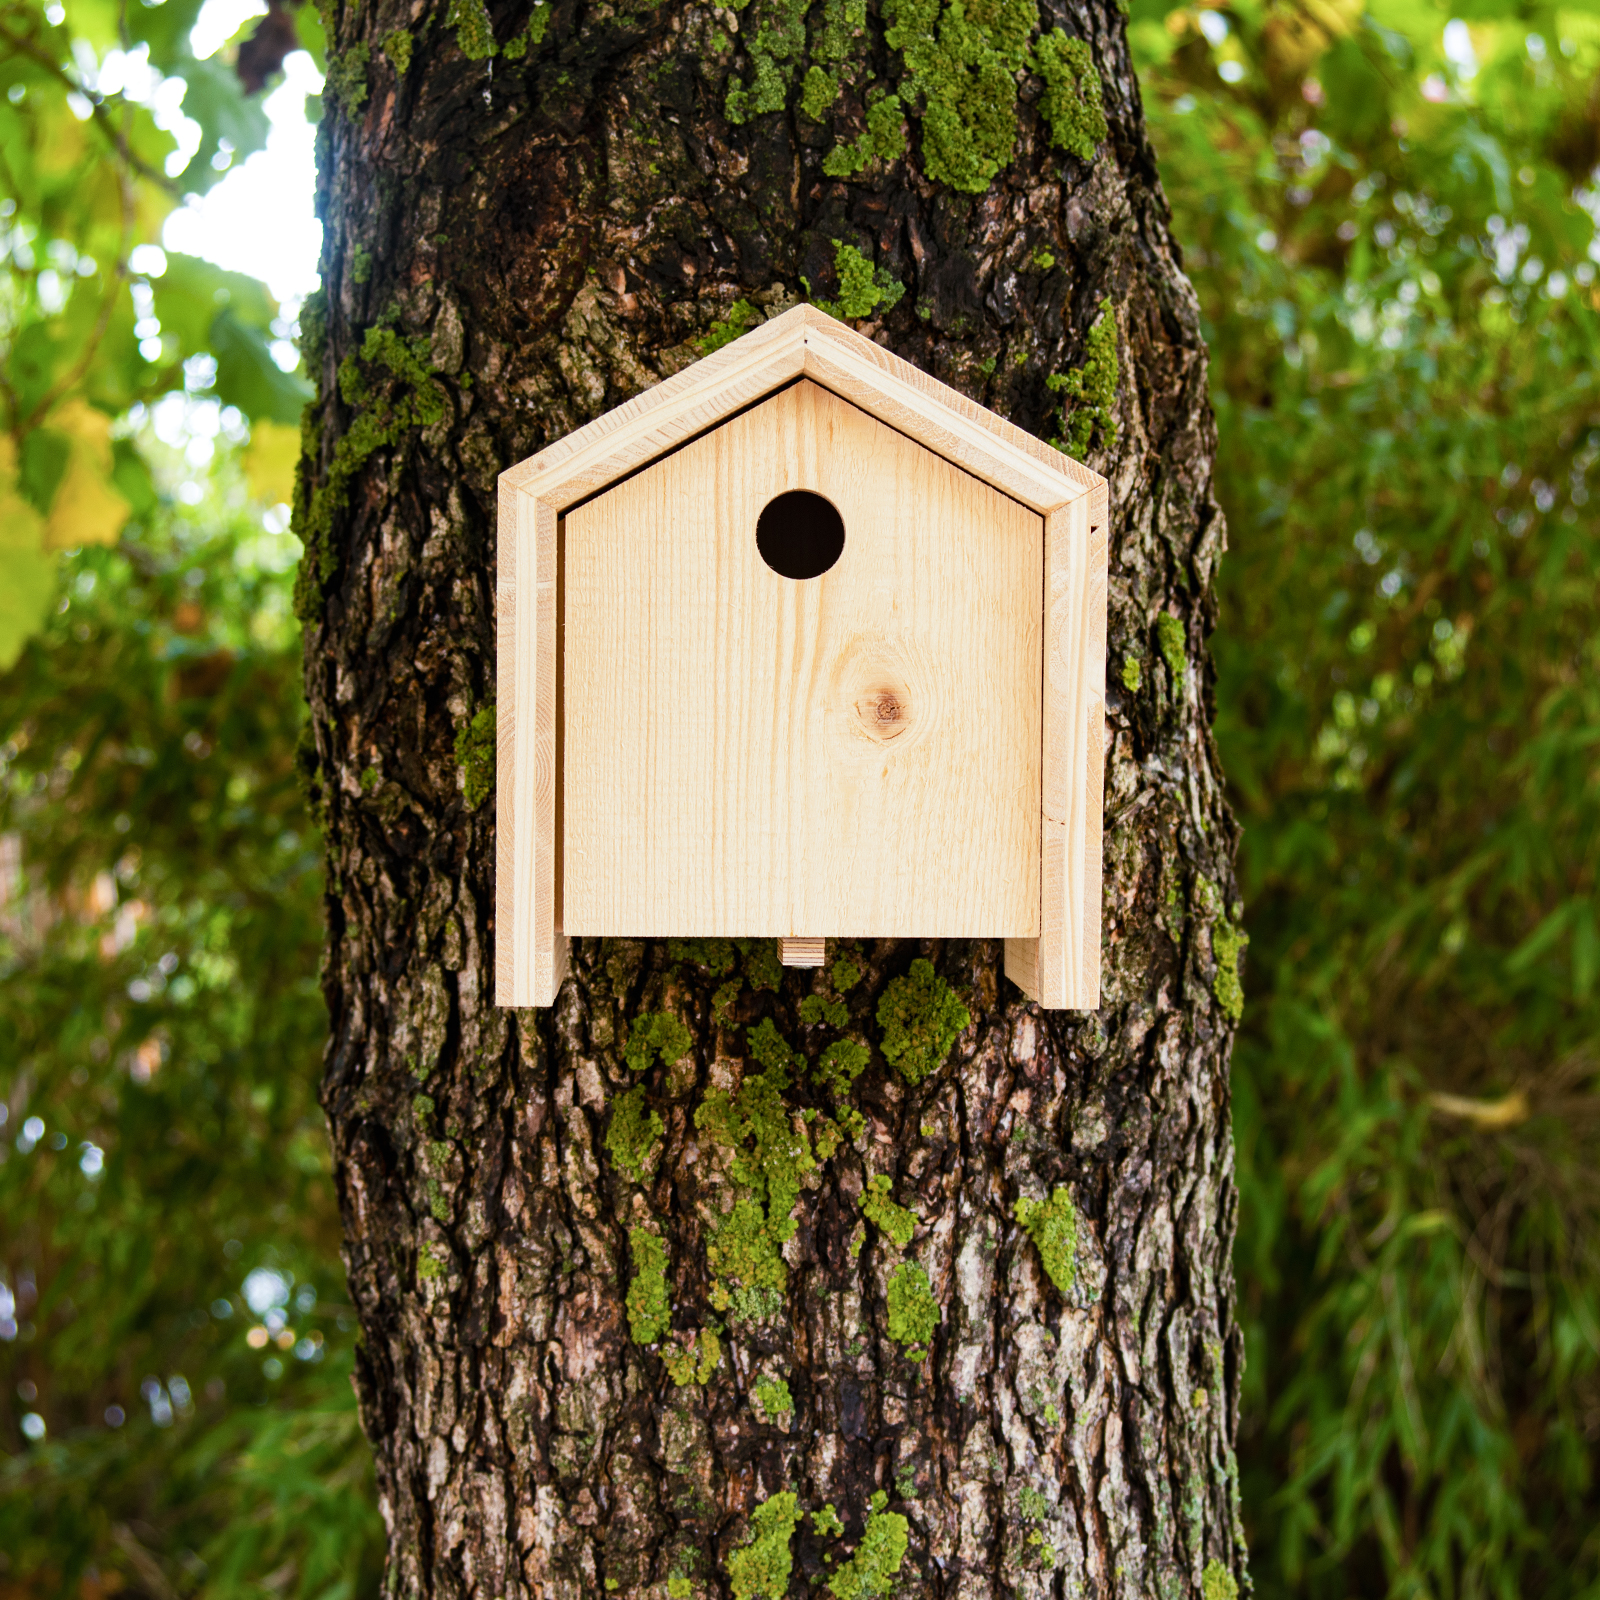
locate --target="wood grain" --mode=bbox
[779,938,827,967]
[562,379,1042,940]
[1004,488,1106,1008]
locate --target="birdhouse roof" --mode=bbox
[499,302,1105,514]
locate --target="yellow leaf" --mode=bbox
[43,400,132,551]
[241,418,301,508]
[0,436,56,671]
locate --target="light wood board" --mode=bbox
[563,380,1042,941]
[496,303,1108,1010]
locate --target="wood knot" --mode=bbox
[855,684,911,742]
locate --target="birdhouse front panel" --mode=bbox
[496,304,1108,1010]
[561,379,1043,940]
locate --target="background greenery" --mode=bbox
[2,0,1598,1594]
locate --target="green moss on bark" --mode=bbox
[1048,297,1119,459]
[860,1175,918,1249]
[885,1260,938,1358]
[1212,922,1247,1022]
[454,704,494,810]
[725,0,809,124]
[626,1225,671,1345]
[293,325,448,621]
[1013,1186,1078,1294]
[623,1011,693,1074]
[447,0,498,58]
[324,44,370,117]
[828,1491,909,1597]
[876,958,969,1085]
[606,1087,664,1183]
[811,242,905,321]
[381,28,413,74]
[1033,30,1107,160]
[726,1490,802,1600]
[882,0,1035,192]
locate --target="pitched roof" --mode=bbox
[499,301,1103,513]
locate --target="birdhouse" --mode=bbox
[495,305,1107,1010]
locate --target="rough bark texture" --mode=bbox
[299,0,1245,1594]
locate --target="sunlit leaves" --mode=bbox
[0,0,311,663]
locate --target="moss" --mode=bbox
[712,978,743,1025]
[298,287,328,370]
[746,1017,800,1075]
[446,0,497,58]
[726,1490,802,1600]
[624,1011,693,1074]
[663,1325,721,1386]
[812,241,905,321]
[606,1086,664,1183]
[814,0,867,62]
[351,245,372,285]
[1014,1186,1078,1295]
[1121,654,1142,691]
[626,1225,672,1345]
[752,1374,793,1422]
[696,1035,817,1309]
[1044,1401,1060,1425]
[799,993,848,1029]
[1156,609,1187,679]
[293,325,447,621]
[814,1038,870,1097]
[1019,1484,1048,1521]
[812,1116,846,1162]
[1048,297,1119,459]
[697,298,761,355]
[823,91,907,177]
[883,0,1035,192]
[381,28,412,74]
[425,1179,448,1221]
[324,43,370,117]
[860,1174,918,1250]
[739,938,783,991]
[669,937,738,976]
[411,1093,434,1124]
[801,65,840,119]
[876,958,969,1085]
[827,1491,909,1597]
[501,3,549,58]
[885,1260,938,1359]
[1212,922,1247,1023]
[1203,1562,1240,1600]
[1033,30,1106,160]
[668,1581,692,1600]
[812,1503,844,1538]
[1033,246,1056,269]
[725,0,809,124]
[417,1242,445,1281]
[830,952,863,991]
[454,703,495,810]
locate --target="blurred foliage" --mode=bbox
[1133,0,1600,1592]
[0,0,314,668]
[0,421,380,1595]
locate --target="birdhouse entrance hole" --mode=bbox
[756,488,846,579]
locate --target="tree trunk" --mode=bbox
[297,0,1244,1593]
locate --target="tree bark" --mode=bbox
[298,0,1244,1593]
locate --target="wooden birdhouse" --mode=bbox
[495,305,1108,1010]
